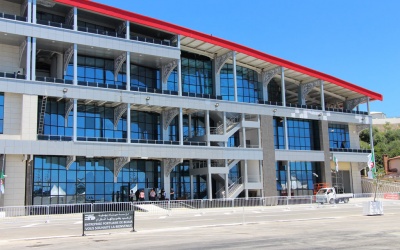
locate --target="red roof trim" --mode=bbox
[55,0,382,101]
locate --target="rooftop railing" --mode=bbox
[0,12,27,22]
[330,148,372,153]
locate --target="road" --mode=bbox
[0,200,399,249]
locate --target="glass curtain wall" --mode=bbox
[32,156,161,205]
[130,64,160,90]
[220,64,262,103]
[130,111,160,141]
[329,124,350,148]
[65,55,126,89]
[181,52,213,95]
[77,104,126,140]
[273,117,320,150]
[41,97,73,138]
[276,161,319,196]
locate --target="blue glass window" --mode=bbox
[329,124,350,148]
[65,55,125,89]
[130,111,160,140]
[130,64,160,89]
[276,161,319,196]
[273,118,320,150]
[41,98,73,137]
[220,64,262,103]
[181,52,213,95]
[77,104,126,140]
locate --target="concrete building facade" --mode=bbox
[0,0,382,207]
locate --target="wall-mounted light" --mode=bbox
[273,108,277,113]
[63,88,68,93]
[146,96,150,101]
[215,103,219,108]
[318,113,323,117]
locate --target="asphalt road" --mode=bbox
[0,200,399,249]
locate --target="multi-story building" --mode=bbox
[0,0,382,207]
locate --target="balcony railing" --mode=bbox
[182,91,223,100]
[130,35,176,47]
[0,12,27,22]
[36,19,73,29]
[77,26,125,38]
[0,71,26,79]
[330,148,371,153]
[36,76,73,84]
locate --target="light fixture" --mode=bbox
[146,96,150,101]
[318,113,323,117]
[273,108,277,113]
[63,88,68,93]
[215,103,219,108]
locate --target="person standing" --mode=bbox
[135,189,140,201]
[149,188,156,201]
[159,188,166,200]
[170,187,175,200]
[139,189,145,201]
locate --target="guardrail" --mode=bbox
[1,194,399,222]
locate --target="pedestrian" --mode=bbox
[170,187,175,200]
[159,188,166,200]
[129,190,134,202]
[116,191,120,202]
[139,189,145,201]
[149,188,156,201]
[135,189,140,201]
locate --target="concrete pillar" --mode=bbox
[179,108,183,145]
[261,115,277,197]
[319,120,332,186]
[207,159,212,200]
[31,38,36,80]
[233,52,237,102]
[26,37,31,81]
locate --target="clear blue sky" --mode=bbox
[94,0,399,117]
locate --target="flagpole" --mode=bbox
[367,98,376,175]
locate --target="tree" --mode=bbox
[359,126,400,168]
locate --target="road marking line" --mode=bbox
[21,224,39,228]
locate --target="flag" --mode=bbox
[0,171,4,194]
[367,152,375,169]
[333,156,339,172]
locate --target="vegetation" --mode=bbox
[359,123,400,168]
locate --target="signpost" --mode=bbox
[82,211,135,236]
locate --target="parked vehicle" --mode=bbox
[315,187,353,204]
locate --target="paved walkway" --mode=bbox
[0,199,399,249]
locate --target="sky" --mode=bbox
[94,0,400,117]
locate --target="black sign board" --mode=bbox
[82,211,135,235]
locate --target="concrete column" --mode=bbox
[73,44,77,86]
[179,108,183,145]
[261,115,277,197]
[126,21,130,40]
[206,110,210,146]
[73,7,77,31]
[26,37,31,81]
[281,67,286,106]
[126,52,130,91]
[73,99,77,142]
[207,159,212,200]
[190,160,194,199]
[177,59,182,96]
[319,120,332,186]
[32,0,36,24]
[224,173,229,198]
[286,161,291,198]
[320,81,325,111]
[127,103,131,143]
[244,160,248,199]
[31,38,36,81]
[188,114,192,138]
[233,52,237,102]
[27,0,32,23]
